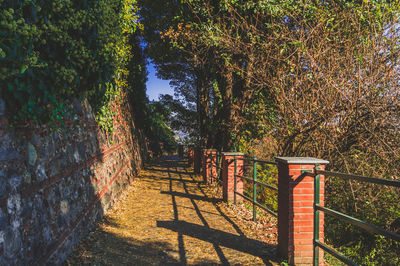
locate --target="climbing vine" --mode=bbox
[0,0,141,132]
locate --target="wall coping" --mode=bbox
[222,152,244,156]
[275,157,329,164]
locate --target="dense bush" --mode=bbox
[1,0,177,154]
[146,101,178,155]
[0,0,140,128]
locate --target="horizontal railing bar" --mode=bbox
[316,170,400,188]
[314,240,357,266]
[254,159,278,165]
[234,192,278,217]
[234,175,278,191]
[255,180,278,191]
[316,205,400,242]
[233,157,278,165]
[234,157,252,161]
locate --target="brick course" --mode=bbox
[202,149,217,183]
[276,157,328,265]
[221,152,244,202]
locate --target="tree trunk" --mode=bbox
[196,68,210,149]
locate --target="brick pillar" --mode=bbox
[202,149,216,183]
[188,147,194,167]
[276,157,328,265]
[194,147,202,174]
[222,152,244,202]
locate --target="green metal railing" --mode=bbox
[233,155,278,221]
[208,152,222,182]
[202,149,400,265]
[306,168,400,266]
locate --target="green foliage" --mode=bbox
[325,176,400,265]
[95,83,120,137]
[256,164,278,211]
[241,161,278,214]
[1,0,140,130]
[146,101,178,155]
[158,94,198,142]
[139,0,212,147]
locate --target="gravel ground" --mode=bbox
[64,156,279,265]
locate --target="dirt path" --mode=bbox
[65,156,279,265]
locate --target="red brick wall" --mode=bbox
[276,158,327,265]
[202,149,217,183]
[222,153,244,202]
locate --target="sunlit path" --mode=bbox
[65,156,279,265]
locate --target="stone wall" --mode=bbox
[0,97,147,264]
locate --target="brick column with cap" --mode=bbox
[222,152,244,202]
[276,157,328,265]
[188,147,194,167]
[202,149,217,183]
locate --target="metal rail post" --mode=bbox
[253,156,257,221]
[234,155,237,204]
[313,164,321,266]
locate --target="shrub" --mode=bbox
[1,0,140,129]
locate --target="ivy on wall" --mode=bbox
[0,0,141,131]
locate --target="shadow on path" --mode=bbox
[157,220,276,265]
[144,167,195,176]
[158,156,278,265]
[161,191,222,203]
[66,155,279,265]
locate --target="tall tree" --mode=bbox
[158,1,400,263]
[139,0,220,148]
